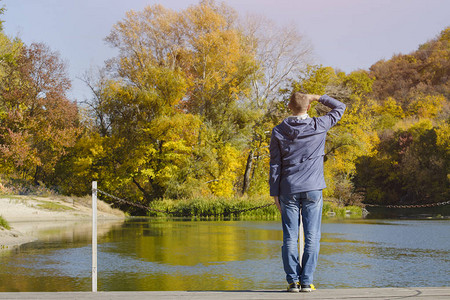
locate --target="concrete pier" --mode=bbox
[0,287,449,300]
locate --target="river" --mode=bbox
[0,217,449,291]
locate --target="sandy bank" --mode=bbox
[0,195,125,248]
[0,228,37,249]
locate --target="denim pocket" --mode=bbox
[305,190,322,202]
[279,194,299,205]
[279,194,290,205]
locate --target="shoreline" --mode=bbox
[0,195,125,249]
[0,227,37,249]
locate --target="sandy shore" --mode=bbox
[0,195,125,249]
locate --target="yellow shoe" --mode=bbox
[287,282,300,293]
[301,284,316,292]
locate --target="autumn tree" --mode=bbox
[355,120,449,204]
[66,1,263,206]
[0,42,80,186]
[370,27,450,106]
[353,28,450,205]
[238,15,312,195]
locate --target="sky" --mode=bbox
[2,0,449,102]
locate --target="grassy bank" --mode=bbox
[323,201,363,219]
[0,215,10,230]
[146,195,363,220]
[147,195,279,220]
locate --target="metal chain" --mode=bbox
[96,189,275,216]
[96,188,450,216]
[327,198,450,209]
[363,200,450,209]
[96,189,171,214]
[227,203,274,214]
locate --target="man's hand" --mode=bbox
[305,94,321,104]
[273,196,282,214]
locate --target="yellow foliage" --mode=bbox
[343,70,375,97]
[147,113,202,145]
[323,96,380,198]
[294,65,337,95]
[435,122,450,154]
[407,95,446,118]
[394,118,434,139]
[139,168,156,179]
[155,165,179,185]
[208,144,240,197]
[374,97,405,118]
[128,113,203,192]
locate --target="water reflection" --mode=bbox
[110,219,281,266]
[318,220,450,288]
[0,218,449,291]
[0,220,124,292]
[97,220,284,291]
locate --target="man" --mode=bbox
[269,92,346,292]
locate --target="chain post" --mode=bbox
[92,181,98,292]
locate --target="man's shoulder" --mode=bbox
[272,121,285,132]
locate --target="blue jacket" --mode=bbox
[269,95,346,196]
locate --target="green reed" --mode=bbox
[147,195,363,220]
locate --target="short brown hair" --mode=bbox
[289,92,309,113]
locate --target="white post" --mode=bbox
[299,214,304,267]
[92,181,98,292]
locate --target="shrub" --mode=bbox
[0,215,11,230]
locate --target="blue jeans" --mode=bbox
[279,190,323,285]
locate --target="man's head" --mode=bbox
[288,92,310,115]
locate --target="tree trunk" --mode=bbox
[241,149,254,195]
[33,166,41,186]
[132,177,152,202]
